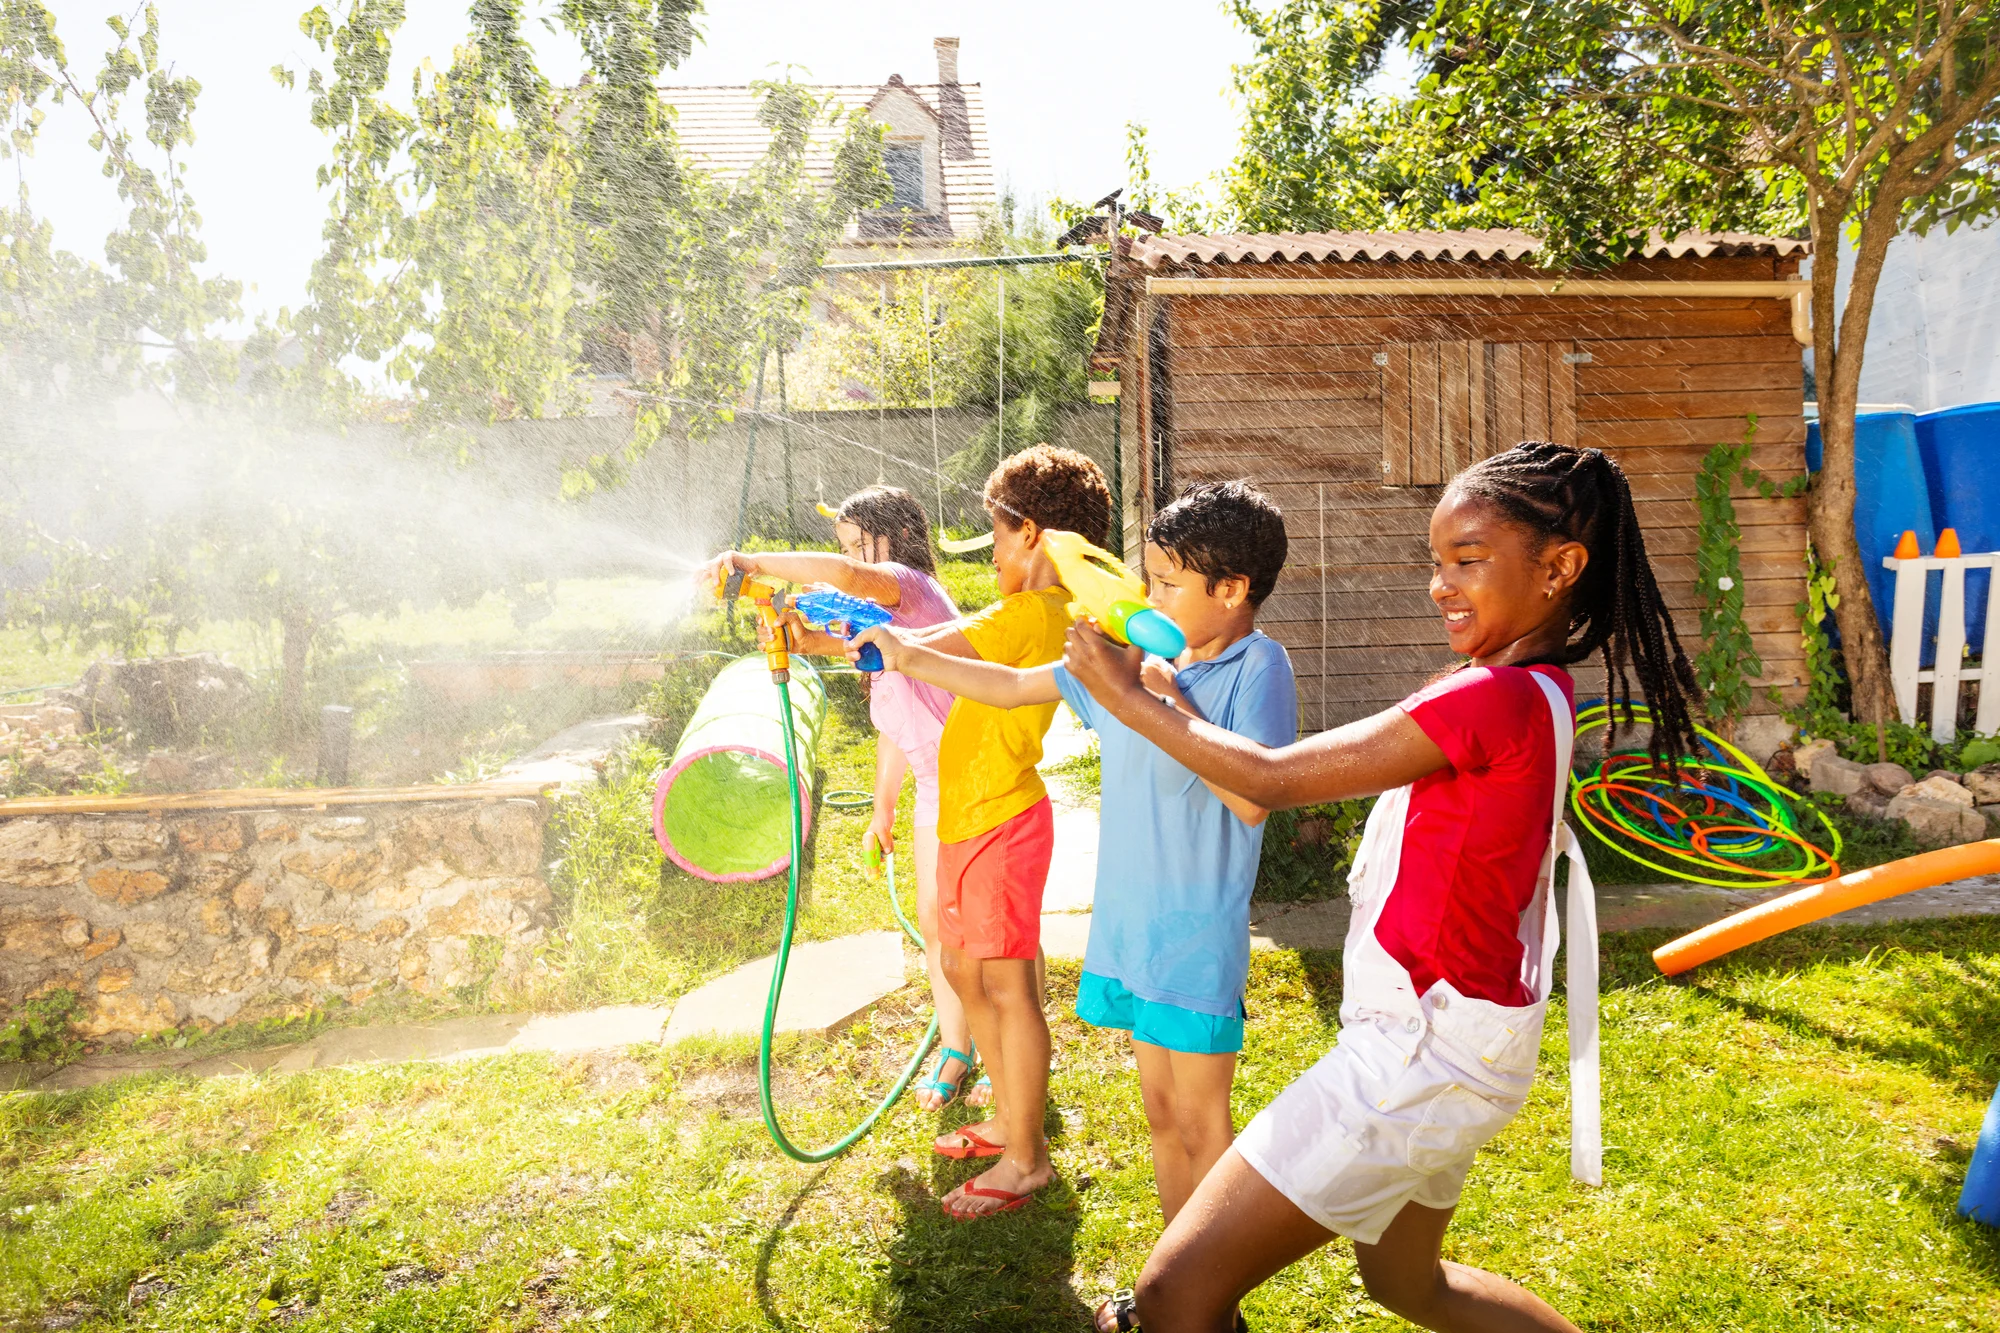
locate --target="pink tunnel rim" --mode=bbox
[652,743,816,883]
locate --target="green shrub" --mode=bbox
[0,988,83,1065]
[1254,799,1372,903]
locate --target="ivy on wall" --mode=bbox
[1694,418,1810,726]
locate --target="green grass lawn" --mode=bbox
[4,922,1998,1330]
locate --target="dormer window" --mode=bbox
[883,142,926,211]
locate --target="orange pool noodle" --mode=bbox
[1938,527,1964,558]
[1653,838,2000,976]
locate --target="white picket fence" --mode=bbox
[1884,543,2000,740]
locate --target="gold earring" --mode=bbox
[1545,587,1555,600]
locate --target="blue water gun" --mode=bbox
[791,588,894,672]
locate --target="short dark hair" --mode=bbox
[984,445,1110,547]
[1147,481,1288,606]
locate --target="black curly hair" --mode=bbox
[1148,481,1289,605]
[1447,441,1704,772]
[984,444,1111,547]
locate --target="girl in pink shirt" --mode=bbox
[1065,444,1704,1333]
[701,487,985,1110]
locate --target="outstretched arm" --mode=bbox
[696,549,902,605]
[853,625,1062,709]
[1062,624,1449,810]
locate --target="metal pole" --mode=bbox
[779,350,794,539]
[923,279,945,529]
[318,705,353,786]
[877,280,889,485]
[996,274,1006,470]
[1110,396,1123,558]
[735,348,768,549]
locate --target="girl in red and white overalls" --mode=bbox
[1065,444,1704,1333]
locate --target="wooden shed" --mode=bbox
[1090,228,1813,733]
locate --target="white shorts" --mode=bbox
[1235,986,1542,1245]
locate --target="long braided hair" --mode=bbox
[1448,441,1704,772]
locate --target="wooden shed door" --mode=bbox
[1380,340,1578,484]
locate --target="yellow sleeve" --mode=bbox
[961,589,1066,668]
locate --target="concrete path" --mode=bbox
[499,713,650,787]
[662,931,908,1044]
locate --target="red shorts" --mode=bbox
[937,798,1054,960]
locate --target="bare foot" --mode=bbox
[913,1052,972,1112]
[964,1075,994,1109]
[941,1155,1054,1219]
[1093,1293,1137,1332]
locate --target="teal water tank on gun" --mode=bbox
[1807,410,1936,660]
[1915,403,2000,655]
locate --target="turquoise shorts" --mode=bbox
[1076,970,1244,1055]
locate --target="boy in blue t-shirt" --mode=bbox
[854,483,1295,1279]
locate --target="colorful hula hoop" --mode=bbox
[1570,702,1841,889]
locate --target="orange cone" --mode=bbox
[1937,528,1963,558]
[1894,530,1921,559]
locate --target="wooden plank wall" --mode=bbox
[1149,255,1808,732]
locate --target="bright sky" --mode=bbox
[17,0,1257,323]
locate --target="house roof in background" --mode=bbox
[661,82,995,243]
[1121,228,1810,270]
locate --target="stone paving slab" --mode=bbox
[662,930,910,1044]
[499,713,650,787]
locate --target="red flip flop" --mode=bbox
[932,1125,1007,1160]
[942,1180,1036,1221]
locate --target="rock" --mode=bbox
[1810,751,1869,796]
[1,914,87,960]
[1793,737,1838,777]
[0,820,87,888]
[123,921,189,958]
[1862,762,1916,796]
[95,965,136,994]
[1735,715,1795,765]
[175,816,247,855]
[81,927,121,961]
[1845,789,1893,821]
[1980,803,2000,836]
[85,868,172,907]
[1886,792,1988,847]
[56,653,253,746]
[1905,775,1975,807]
[1964,770,2000,805]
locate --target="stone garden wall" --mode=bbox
[0,794,551,1039]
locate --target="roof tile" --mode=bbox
[1124,228,1806,269]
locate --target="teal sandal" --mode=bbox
[916,1046,976,1107]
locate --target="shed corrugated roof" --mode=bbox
[1123,228,1808,269]
[661,82,994,242]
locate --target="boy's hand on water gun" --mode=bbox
[848,624,909,673]
[1062,621,1145,702]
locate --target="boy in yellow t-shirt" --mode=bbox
[887,444,1110,1220]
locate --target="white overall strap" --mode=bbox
[1529,672,1601,1187]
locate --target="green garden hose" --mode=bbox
[759,677,939,1163]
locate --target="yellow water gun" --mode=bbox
[1041,530,1188,658]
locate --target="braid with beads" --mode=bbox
[1448,441,1704,773]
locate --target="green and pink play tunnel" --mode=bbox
[653,655,826,882]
